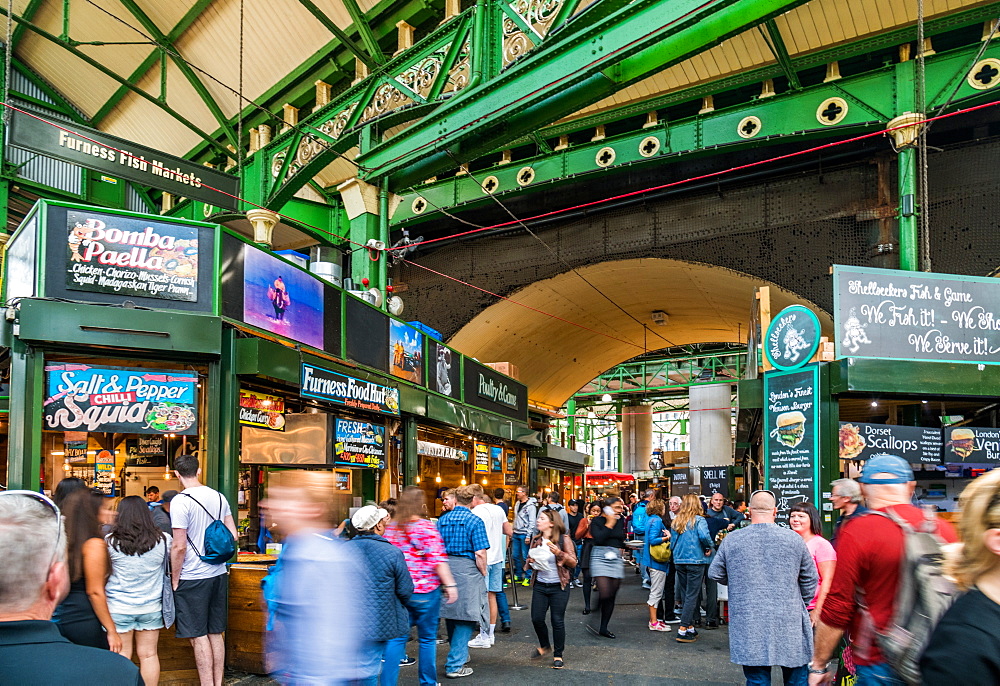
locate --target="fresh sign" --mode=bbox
[44,364,198,435]
[334,418,386,469]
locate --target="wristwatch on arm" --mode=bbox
[808,662,832,675]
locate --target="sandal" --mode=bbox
[552,658,564,669]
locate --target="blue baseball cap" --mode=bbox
[858,454,914,484]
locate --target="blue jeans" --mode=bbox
[634,533,648,583]
[571,542,583,580]
[444,619,476,672]
[356,640,388,685]
[512,536,529,580]
[855,663,906,685]
[496,586,510,623]
[387,588,440,686]
[742,665,808,686]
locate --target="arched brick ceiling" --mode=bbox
[448,258,832,409]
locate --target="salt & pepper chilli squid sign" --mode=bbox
[43,364,199,435]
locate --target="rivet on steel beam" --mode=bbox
[554,135,569,151]
[824,62,841,82]
[315,80,332,107]
[396,21,414,55]
[698,95,714,114]
[759,79,776,99]
[642,111,658,129]
[499,150,512,165]
[591,125,606,142]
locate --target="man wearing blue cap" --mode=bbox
[807,455,958,686]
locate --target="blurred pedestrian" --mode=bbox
[576,501,602,614]
[261,472,360,684]
[641,498,672,632]
[921,468,1000,683]
[809,455,957,685]
[437,485,489,679]
[54,489,121,652]
[512,486,538,586]
[789,502,836,625]
[567,499,585,587]
[348,505,413,685]
[385,486,458,686]
[470,485,511,647]
[0,491,141,685]
[526,509,576,669]
[150,489,177,535]
[53,477,88,507]
[710,490,817,685]
[493,488,510,516]
[105,495,171,686]
[704,492,744,629]
[671,494,714,643]
[587,496,627,639]
[828,478,867,548]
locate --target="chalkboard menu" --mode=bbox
[700,466,730,497]
[839,422,943,464]
[764,365,819,524]
[834,265,1000,364]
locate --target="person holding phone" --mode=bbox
[586,497,627,639]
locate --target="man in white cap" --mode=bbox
[347,504,414,685]
[808,454,958,685]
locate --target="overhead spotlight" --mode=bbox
[601,393,612,403]
[871,401,879,408]
[650,310,669,326]
[588,411,596,419]
[922,400,928,404]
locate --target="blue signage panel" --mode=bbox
[300,363,400,416]
[334,418,386,469]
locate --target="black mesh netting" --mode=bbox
[393,134,1000,340]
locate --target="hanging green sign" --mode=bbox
[764,305,821,370]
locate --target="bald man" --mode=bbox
[709,490,816,686]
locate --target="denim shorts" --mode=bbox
[487,561,504,593]
[111,611,163,633]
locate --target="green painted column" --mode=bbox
[7,337,44,490]
[566,398,576,447]
[338,178,394,295]
[898,145,919,271]
[402,415,418,486]
[205,327,239,511]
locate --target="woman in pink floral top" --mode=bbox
[385,487,457,685]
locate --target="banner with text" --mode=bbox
[764,365,819,525]
[943,426,1000,463]
[834,265,1000,364]
[125,436,168,467]
[839,422,943,464]
[333,418,386,469]
[300,363,400,416]
[239,389,286,430]
[44,364,198,435]
[700,466,730,497]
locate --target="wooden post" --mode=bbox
[757,286,772,371]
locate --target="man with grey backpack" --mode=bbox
[170,454,238,686]
[808,455,958,686]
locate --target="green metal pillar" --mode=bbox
[205,327,239,510]
[616,404,623,474]
[402,415,418,486]
[898,146,919,271]
[7,337,44,490]
[566,398,576,447]
[340,178,388,295]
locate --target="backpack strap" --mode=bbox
[180,492,219,520]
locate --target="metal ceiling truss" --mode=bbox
[393,38,1000,225]
[573,351,747,401]
[241,0,812,208]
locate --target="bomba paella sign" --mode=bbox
[44,364,198,435]
[66,209,199,302]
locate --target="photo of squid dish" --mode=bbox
[839,423,866,460]
[775,411,806,448]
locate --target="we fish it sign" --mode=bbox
[44,364,198,435]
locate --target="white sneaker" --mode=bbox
[467,634,492,649]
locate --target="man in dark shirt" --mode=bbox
[828,478,868,548]
[493,488,510,516]
[151,489,177,534]
[0,492,142,685]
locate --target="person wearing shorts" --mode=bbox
[170,455,238,686]
[470,487,511,647]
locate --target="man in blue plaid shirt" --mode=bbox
[436,486,489,678]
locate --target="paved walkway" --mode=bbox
[397,567,747,685]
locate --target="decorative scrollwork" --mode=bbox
[502,0,565,65]
[445,42,471,93]
[396,56,442,99]
[502,18,534,67]
[271,150,286,178]
[360,82,413,124]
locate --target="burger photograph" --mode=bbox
[948,428,979,460]
[774,411,807,448]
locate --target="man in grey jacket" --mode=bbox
[511,486,538,585]
[708,490,817,686]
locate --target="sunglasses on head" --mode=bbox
[749,489,776,503]
[0,490,64,569]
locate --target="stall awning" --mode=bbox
[531,443,591,473]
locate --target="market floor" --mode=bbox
[228,567,765,685]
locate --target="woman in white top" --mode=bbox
[106,495,171,686]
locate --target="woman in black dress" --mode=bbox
[54,489,121,652]
[587,496,626,638]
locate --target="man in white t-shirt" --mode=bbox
[169,454,238,686]
[469,485,512,648]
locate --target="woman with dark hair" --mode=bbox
[587,496,626,639]
[54,489,121,652]
[105,495,171,686]
[53,476,88,507]
[789,501,836,624]
[575,501,603,615]
[526,508,576,668]
[384,486,457,686]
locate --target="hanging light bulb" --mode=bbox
[460,478,467,486]
[482,477,488,485]
[435,474,442,483]
[415,475,421,483]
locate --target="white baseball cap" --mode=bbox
[352,505,389,531]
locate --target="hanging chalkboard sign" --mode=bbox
[834,265,1000,364]
[764,365,820,525]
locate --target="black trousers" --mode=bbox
[531,582,570,657]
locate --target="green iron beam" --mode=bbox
[116,0,239,151]
[10,60,89,125]
[760,19,801,89]
[92,0,217,127]
[0,5,232,158]
[297,0,377,69]
[343,0,387,66]
[392,39,1000,226]
[10,0,44,49]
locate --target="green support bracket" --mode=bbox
[7,337,44,491]
[206,327,239,514]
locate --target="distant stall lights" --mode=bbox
[601,394,613,402]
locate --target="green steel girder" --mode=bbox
[573,351,746,401]
[297,0,376,70]
[10,0,44,49]
[760,19,801,90]
[343,0,388,66]
[10,60,89,125]
[242,0,809,206]
[356,0,812,186]
[116,0,239,151]
[391,39,1000,226]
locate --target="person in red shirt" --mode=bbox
[808,454,957,686]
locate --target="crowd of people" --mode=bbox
[4,453,1000,685]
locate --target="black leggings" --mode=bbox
[531,582,570,657]
[581,567,593,609]
[595,576,621,633]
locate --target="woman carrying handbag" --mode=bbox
[105,495,172,686]
[526,509,577,669]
